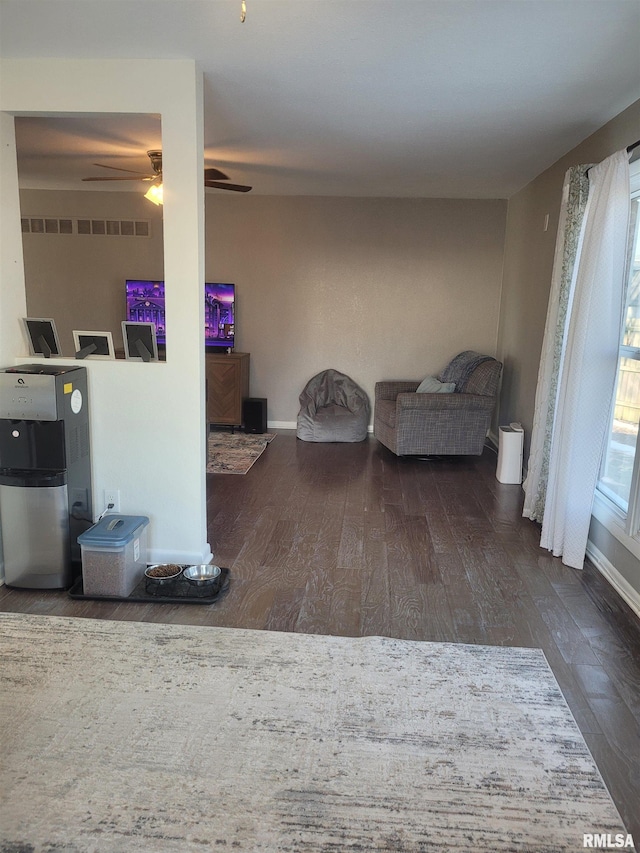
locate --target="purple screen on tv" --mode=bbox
[125,280,235,349]
[204,282,235,348]
[125,280,166,345]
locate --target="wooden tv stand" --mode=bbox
[205,351,250,428]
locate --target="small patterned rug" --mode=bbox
[207,430,276,474]
[0,613,631,852]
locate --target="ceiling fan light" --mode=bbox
[144,183,163,205]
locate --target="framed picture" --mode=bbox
[72,330,115,360]
[22,317,61,358]
[121,321,159,362]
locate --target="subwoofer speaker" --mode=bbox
[243,397,267,434]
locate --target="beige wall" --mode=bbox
[20,189,164,355]
[497,98,640,455]
[206,196,507,424]
[21,193,507,425]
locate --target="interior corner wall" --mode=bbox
[496,98,640,457]
[0,59,210,570]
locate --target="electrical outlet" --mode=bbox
[104,489,121,513]
[71,487,88,513]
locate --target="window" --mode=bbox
[597,159,640,528]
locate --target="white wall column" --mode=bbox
[0,59,210,568]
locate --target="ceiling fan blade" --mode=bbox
[82,175,156,182]
[204,167,229,181]
[93,162,154,176]
[205,180,252,193]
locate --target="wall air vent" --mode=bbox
[21,217,151,237]
[22,217,73,234]
[77,219,150,237]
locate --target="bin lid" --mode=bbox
[78,514,149,547]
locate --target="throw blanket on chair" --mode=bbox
[438,350,493,392]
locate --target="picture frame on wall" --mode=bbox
[22,317,61,358]
[122,321,159,363]
[72,330,116,360]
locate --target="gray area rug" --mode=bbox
[0,613,630,852]
[207,431,276,474]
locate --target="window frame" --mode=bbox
[593,157,640,558]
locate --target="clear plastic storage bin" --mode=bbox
[78,514,149,597]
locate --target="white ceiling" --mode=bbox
[2,0,639,198]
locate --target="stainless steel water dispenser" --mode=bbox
[0,364,93,588]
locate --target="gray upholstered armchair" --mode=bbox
[374,352,502,456]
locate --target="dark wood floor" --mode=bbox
[2,430,639,840]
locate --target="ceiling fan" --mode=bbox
[81,150,252,193]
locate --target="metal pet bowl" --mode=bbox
[183,564,222,586]
[145,564,184,586]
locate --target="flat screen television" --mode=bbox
[125,280,166,345]
[204,282,235,349]
[125,280,235,351]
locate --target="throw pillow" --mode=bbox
[416,375,456,394]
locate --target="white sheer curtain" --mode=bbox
[524,149,631,570]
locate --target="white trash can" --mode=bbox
[496,423,524,484]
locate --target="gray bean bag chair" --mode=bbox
[297,369,370,442]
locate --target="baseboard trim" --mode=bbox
[586,539,640,620]
[268,421,374,433]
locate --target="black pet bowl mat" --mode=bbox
[68,567,229,604]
